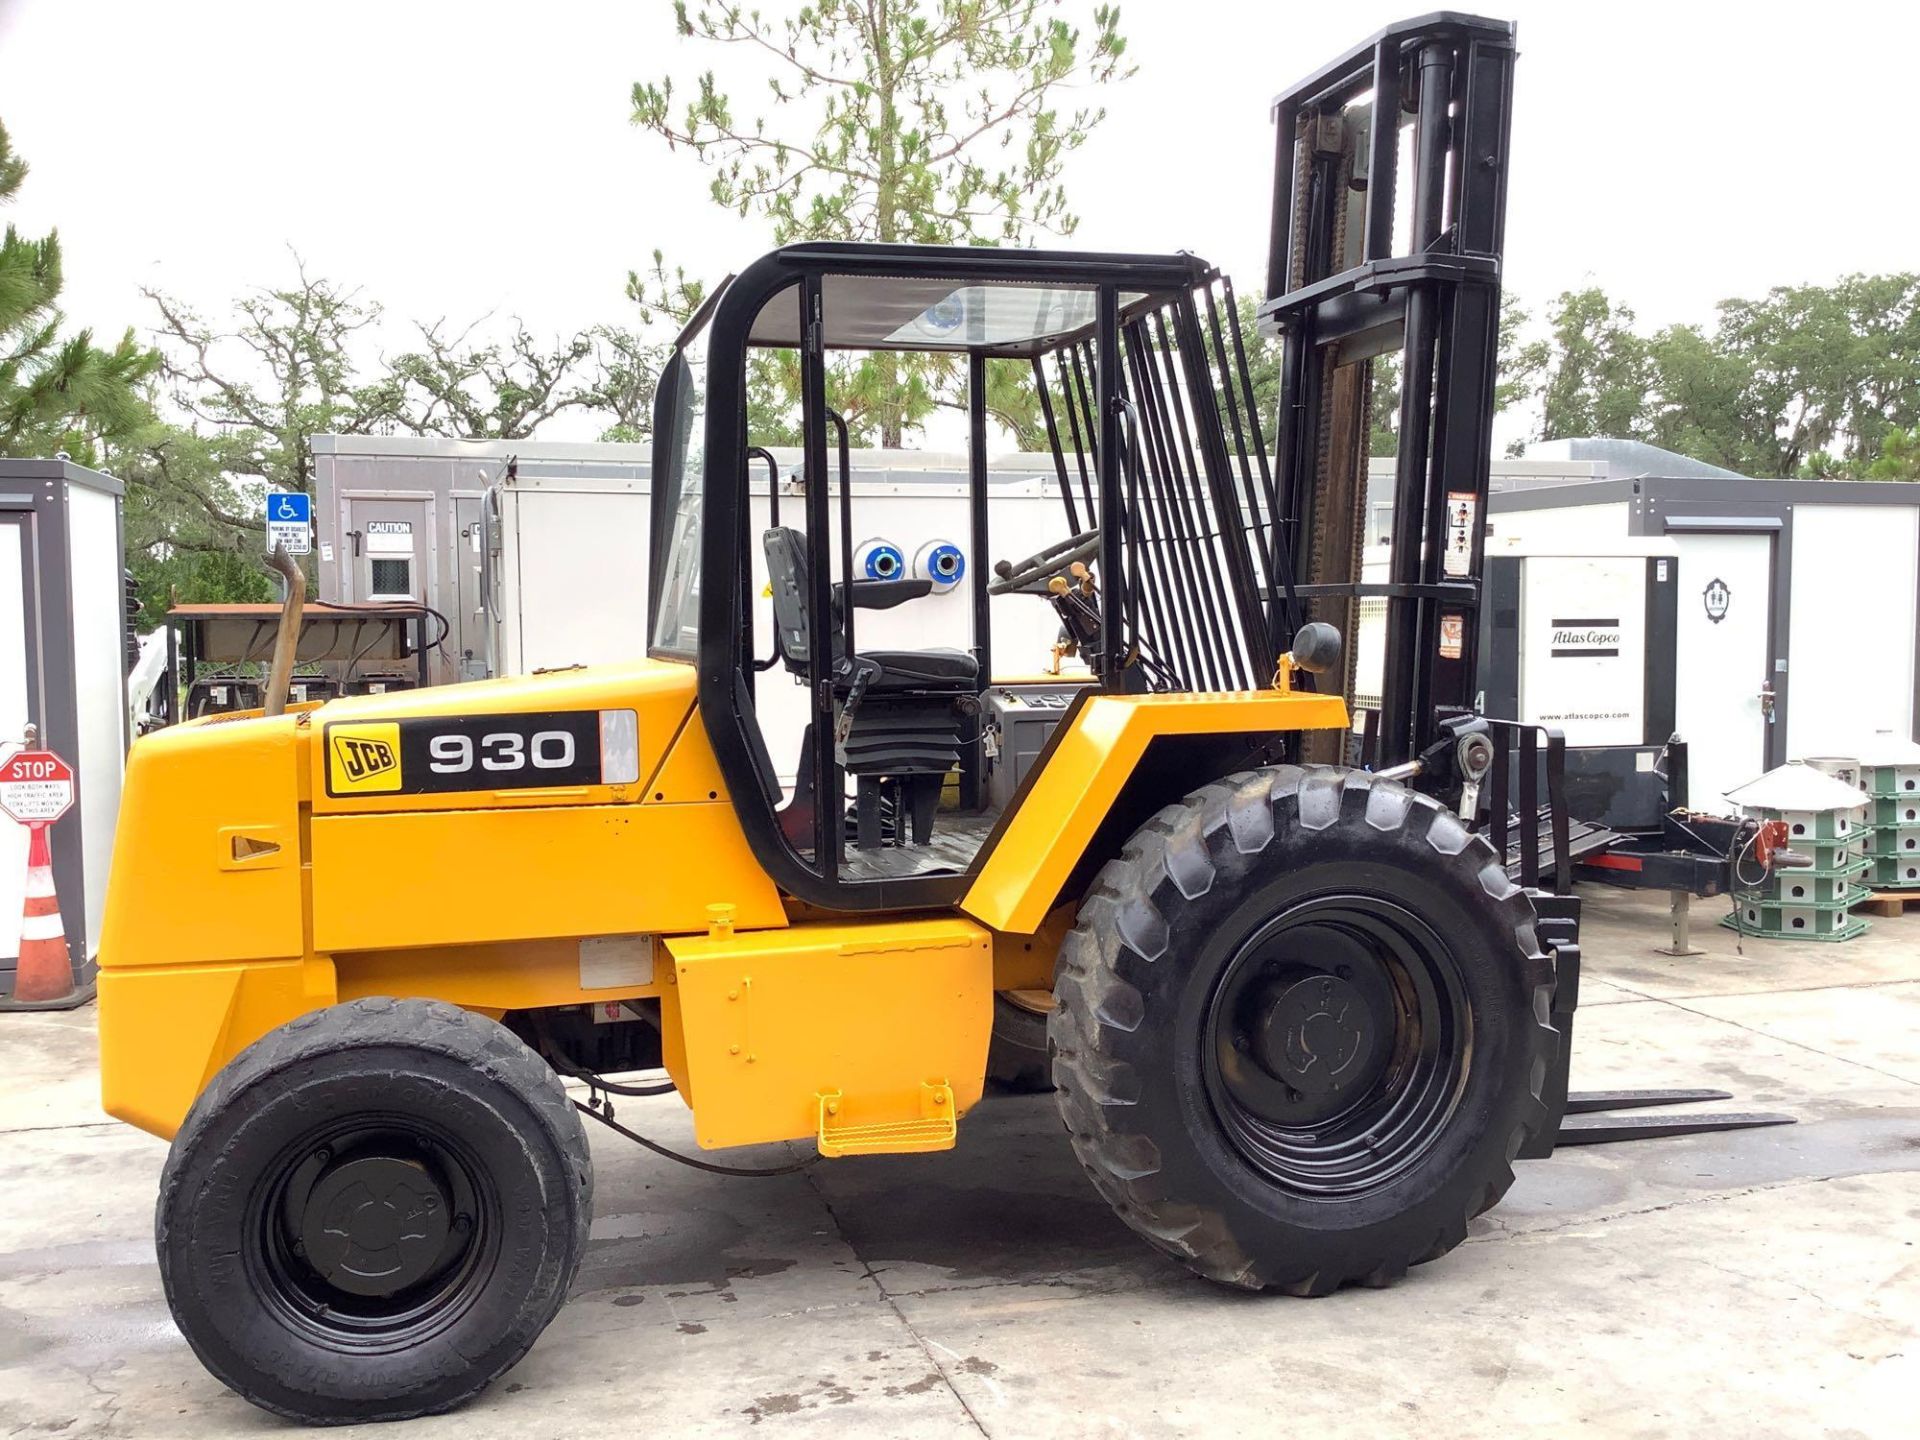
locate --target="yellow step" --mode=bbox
[815,1082,957,1158]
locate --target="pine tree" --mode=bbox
[633,1,1132,446]
[0,120,157,463]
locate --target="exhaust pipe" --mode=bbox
[262,543,306,717]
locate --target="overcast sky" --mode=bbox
[2,0,1916,444]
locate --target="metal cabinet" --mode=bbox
[1,459,129,1003]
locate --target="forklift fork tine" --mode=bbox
[1562,1087,1735,1114]
[1553,1111,1796,1147]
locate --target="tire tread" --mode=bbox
[1050,765,1556,1295]
[156,996,593,1425]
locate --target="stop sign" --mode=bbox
[0,748,76,826]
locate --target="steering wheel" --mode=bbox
[989,529,1101,596]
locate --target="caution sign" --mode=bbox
[327,723,403,794]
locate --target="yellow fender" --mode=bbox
[963,689,1348,934]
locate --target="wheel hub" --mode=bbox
[1259,973,1371,1098]
[1202,895,1471,1195]
[301,1154,452,1298]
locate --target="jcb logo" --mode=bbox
[338,736,395,779]
[327,723,403,794]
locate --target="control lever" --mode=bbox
[833,660,878,752]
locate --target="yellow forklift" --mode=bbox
[97,15,1786,1423]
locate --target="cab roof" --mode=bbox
[728,242,1213,357]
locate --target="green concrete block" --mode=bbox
[1863,852,1920,888]
[1721,899,1871,942]
[1870,795,1920,827]
[1860,763,1920,799]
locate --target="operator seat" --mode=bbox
[763,526,978,849]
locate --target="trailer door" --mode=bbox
[1671,529,1775,814]
[343,497,430,605]
[511,487,651,672]
[453,493,487,680]
[1786,502,1919,757]
[0,512,34,974]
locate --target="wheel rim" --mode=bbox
[1002,989,1056,1017]
[1200,894,1472,1199]
[246,1113,501,1350]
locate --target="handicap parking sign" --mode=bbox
[266,490,312,555]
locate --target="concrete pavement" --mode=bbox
[2,886,1916,1437]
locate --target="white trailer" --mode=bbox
[318,440,1664,789]
[313,435,654,685]
[1486,475,1920,814]
[315,437,1091,784]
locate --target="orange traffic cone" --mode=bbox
[13,824,75,1004]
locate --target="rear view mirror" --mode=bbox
[1289,622,1342,676]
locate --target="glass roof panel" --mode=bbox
[883,285,1145,348]
[744,273,1152,352]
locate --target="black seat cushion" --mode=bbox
[858,648,979,689]
[765,526,977,695]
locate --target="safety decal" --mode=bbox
[327,723,403,794]
[325,711,603,797]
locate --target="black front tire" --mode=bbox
[1050,766,1555,1295]
[156,997,593,1424]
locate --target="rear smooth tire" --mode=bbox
[156,997,593,1424]
[1050,766,1556,1295]
[986,991,1054,1092]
